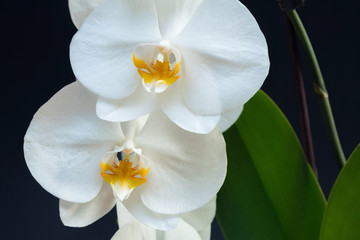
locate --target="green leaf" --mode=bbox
[319,144,360,240]
[217,90,326,240]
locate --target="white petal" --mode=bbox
[135,110,227,214]
[111,223,144,240]
[154,0,203,39]
[68,0,104,29]
[159,80,220,134]
[198,225,211,240]
[173,0,269,115]
[70,0,162,99]
[116,203,157,240]
[116,201,137,228]
[60,182,116,227]
[122,187,181,231]
[120,115,150,140]
[181,197,216,232]
[116,204,203,240]
[24,82,123,203]
[116,201,208,240]
[96,84,157,122]
[162,219,202,240]
[218,106,244,132]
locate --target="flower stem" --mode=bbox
[284,15,317,175]
[286,10,346,168]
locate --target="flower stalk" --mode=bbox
[286,10,346,168]
[284,15,317,175]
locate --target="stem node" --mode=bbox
[286,10,346,168]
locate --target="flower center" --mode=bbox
[133,41,181,93]
[101,146,150,201]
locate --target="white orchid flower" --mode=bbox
[24,82,226,230]
[111,198,216,240]
[69,0,268,134]
[68,0,244,132]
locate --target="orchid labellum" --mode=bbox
[70,0,269,133]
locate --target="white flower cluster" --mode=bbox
[24,0,269,239]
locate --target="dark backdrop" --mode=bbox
[2,0,359,239]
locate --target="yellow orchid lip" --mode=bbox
[101,149,149,201]
[133,53,181,93]
[133,42,182,93]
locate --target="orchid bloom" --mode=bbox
[111,198,216,240]
[69,0,269,134]
[24,82,226,230]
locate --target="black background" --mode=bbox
[2,0,360,239]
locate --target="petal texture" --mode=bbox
[24,82,123,203]
[115,200,211,240]
[198,225,211,240]
[135,110,227,214]
[163,220,202,240]
[68,0,103,29]
[154,0,203,39]
[120,115,149,140]
[173,0,269,115]
[181,197,216,232]
[122,187,180,231]
[96,85,157,122]
[111,222,144,240]
[218,106,244,132]
[159,81,220,134]
[70,0,161,99]
[60,182,116,227]
[116,204,156,240]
